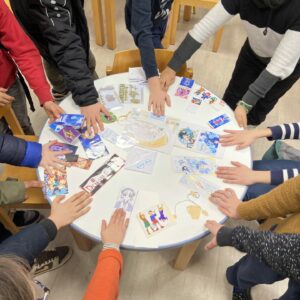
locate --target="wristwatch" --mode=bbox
[237,100,253,114]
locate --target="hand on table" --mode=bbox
[209,188,241,219]
[148,76,171,116]
[81,102,110,135]
[204,220,223,251]
[40,140,72,173]
[24,180,44,189]
[234,105,247,128]
[101,209,129,246]
[0,87,14,106]
[220,129,259,150]
[48,191,92,230]
[160,67,176,91]
[43,101,65,123]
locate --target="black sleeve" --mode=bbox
[0,134,26,165]
[221,0,240,15]
[129,0,159,79]
[217,226,300,282]
[23,0,98,107]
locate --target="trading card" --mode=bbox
[175,86,191,99]
[172,156,192,173]
[64,154,79,162]
[137,203,176,237]
[66,157,93,170]
[195,130,221,156]
[49,142,78,154]
[119,84,143,104]
[114,187,138,217]
[191,97,202,105]
[199,90,212,101]
[179,77,195,88]
[194,86,206,96]
[79,127,109,160]
[208,114,231,129]
[80,154,125,195]
[98,86,122,111]
[175,124,199,149]
[44,167,68,197]
[49,122,80,144]
[57,114,84,129]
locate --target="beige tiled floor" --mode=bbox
[26,1,300,299]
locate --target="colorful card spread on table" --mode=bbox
[66,157,93,170]
[98,86,122,111]
[180,173,220,198]
[172,156,216,175]
[125,147,157,174]
[80,154,125,195]
[208,114,230,129]
[119,84,143,104]
[57,114,84,129]
[44,168,68,197]
[49,122,80,144]
[137,203,176,237]
[79,127,109,160]
[114,187,138,217]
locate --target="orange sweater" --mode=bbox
[84,249,123,300]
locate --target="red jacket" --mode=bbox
[0,0,52,105]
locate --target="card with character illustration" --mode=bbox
[114,187,138,217]
[44,167,68,197]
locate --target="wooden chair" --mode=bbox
[166,0,224,53]
[106,48,193,78]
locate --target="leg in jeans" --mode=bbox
[279,280,300,300]
[152,19,168,49]
[226,254,285,290]
[244,160,300,201]
[8,78,35,135]
[223,39,265,111]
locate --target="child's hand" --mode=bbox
[148,76,171,116]
[40,140,71,173]
[160,67,176,91]
[101,209,129,246]
[204,220,223,251]
[24,180,44,189]
[43,101,65,123]
[234,105,247,128]
[48,191,92,230]
[209,188,241,219]
[0,87,14,107]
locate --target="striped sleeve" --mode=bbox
[271,169,300,185]
[267,123,300,141]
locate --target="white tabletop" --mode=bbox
[38,73,251,251]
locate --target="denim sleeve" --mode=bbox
[0,219,57,265]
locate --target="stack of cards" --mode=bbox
[44,168,68,197]
[125,147,157,174]
[119,84,143,104]
[98,86,122,111]
[114,187,138,217]
[175,77,195,99]
[137,203,175,237]
[79,127,109,160]
[128,67,147,85]
[80,154,125,195]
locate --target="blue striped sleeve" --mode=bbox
[267,123,300,141]
[20,141,42,168]
[271,169,300,185]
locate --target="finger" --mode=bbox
[53,195,66,204]
[236,143,248,150]
[70,191,87,202]
[101,105,110,117]
[124,218,130,229]
[86,117,92,135]
[231,161,243,167]
[110,209,120,224]
[225,188,236,196]
[218,206,232,217]
[75,197,93,212]
[161,101,165,116]
[223,179,241,185]
[91,117,99,135]
[2,94,14,102]
[45,165,52,175]
[75,206,91,219]
[0,88,8,92]
[165,94,171,107]
[101,220,107,235]
[115,208,124,223]
[31,181,44,188]
[117,209,126,226]
[74,192,91,204]
[223,130,241,134]
[204,240,216,251]
[96,115,104,132]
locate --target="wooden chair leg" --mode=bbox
[104,0,116,50]
[0,208,19,235]
[92,0,105,46]
[170,1,180,45]
[212,27,224,53]
[173,239,201,270]
[183,6,192,21]
[70,228,94,252]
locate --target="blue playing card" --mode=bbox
[179,77,195,88]
[208,114,230,129]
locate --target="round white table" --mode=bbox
[38,73,251,251]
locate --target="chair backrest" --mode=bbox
[0,105,24,135]
[106,49,193,79]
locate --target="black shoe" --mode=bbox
[13,210,42,227]
[232,287,252,300]
[31,246,73,276]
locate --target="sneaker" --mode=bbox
[232,287,252,300]
[52,89,70,102]
[31,246,73,276]
[13,210,43,227]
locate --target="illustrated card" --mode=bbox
[64,154,79,162]
[137,203,176,237]
[179,77,195,88]
[125,147,157,174]
[175,122,199,149]
[57,114,84,129]
[49,122,81,144]
[49,142,78,160]
[44,167,68,197]
[114,187,138,217]
[79,127,109,160]
[98,86,122,111]
[175,86,191,99]
[195,130,223,157]
[80,154,125,195]
[119,84,143,104]
[208,114,230,129]
[66,157,93,170]
[172,156,191,173]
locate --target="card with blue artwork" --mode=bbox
[208,114,230,129]
[175,122,199,149]
[79,127,109,160]
[49,122,80,144]
[49,142,78,155]
[44,167,68,197]
[180,77,195,88]
[57,114,84,129]
[125,147,157,174]
[195,130,224,157]
[114,187,138,217]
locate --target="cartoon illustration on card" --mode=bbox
[44,168,68,197]
[49,123,80,144]
[49,142,78,160]
[179,77,195,88]
[57,114,84,129]
[98,86,122,111]
[208,114,230,129]
[196,130,220,156]
[137,203,175,237]
[191,97,202,105]
[194,86,206,96]
[114,187,138,216]
[66,157,93,170]
[175,86,191,99]
[177,127,198,149]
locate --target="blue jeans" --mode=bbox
[227,255,300,299]
[244,160,300,201]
